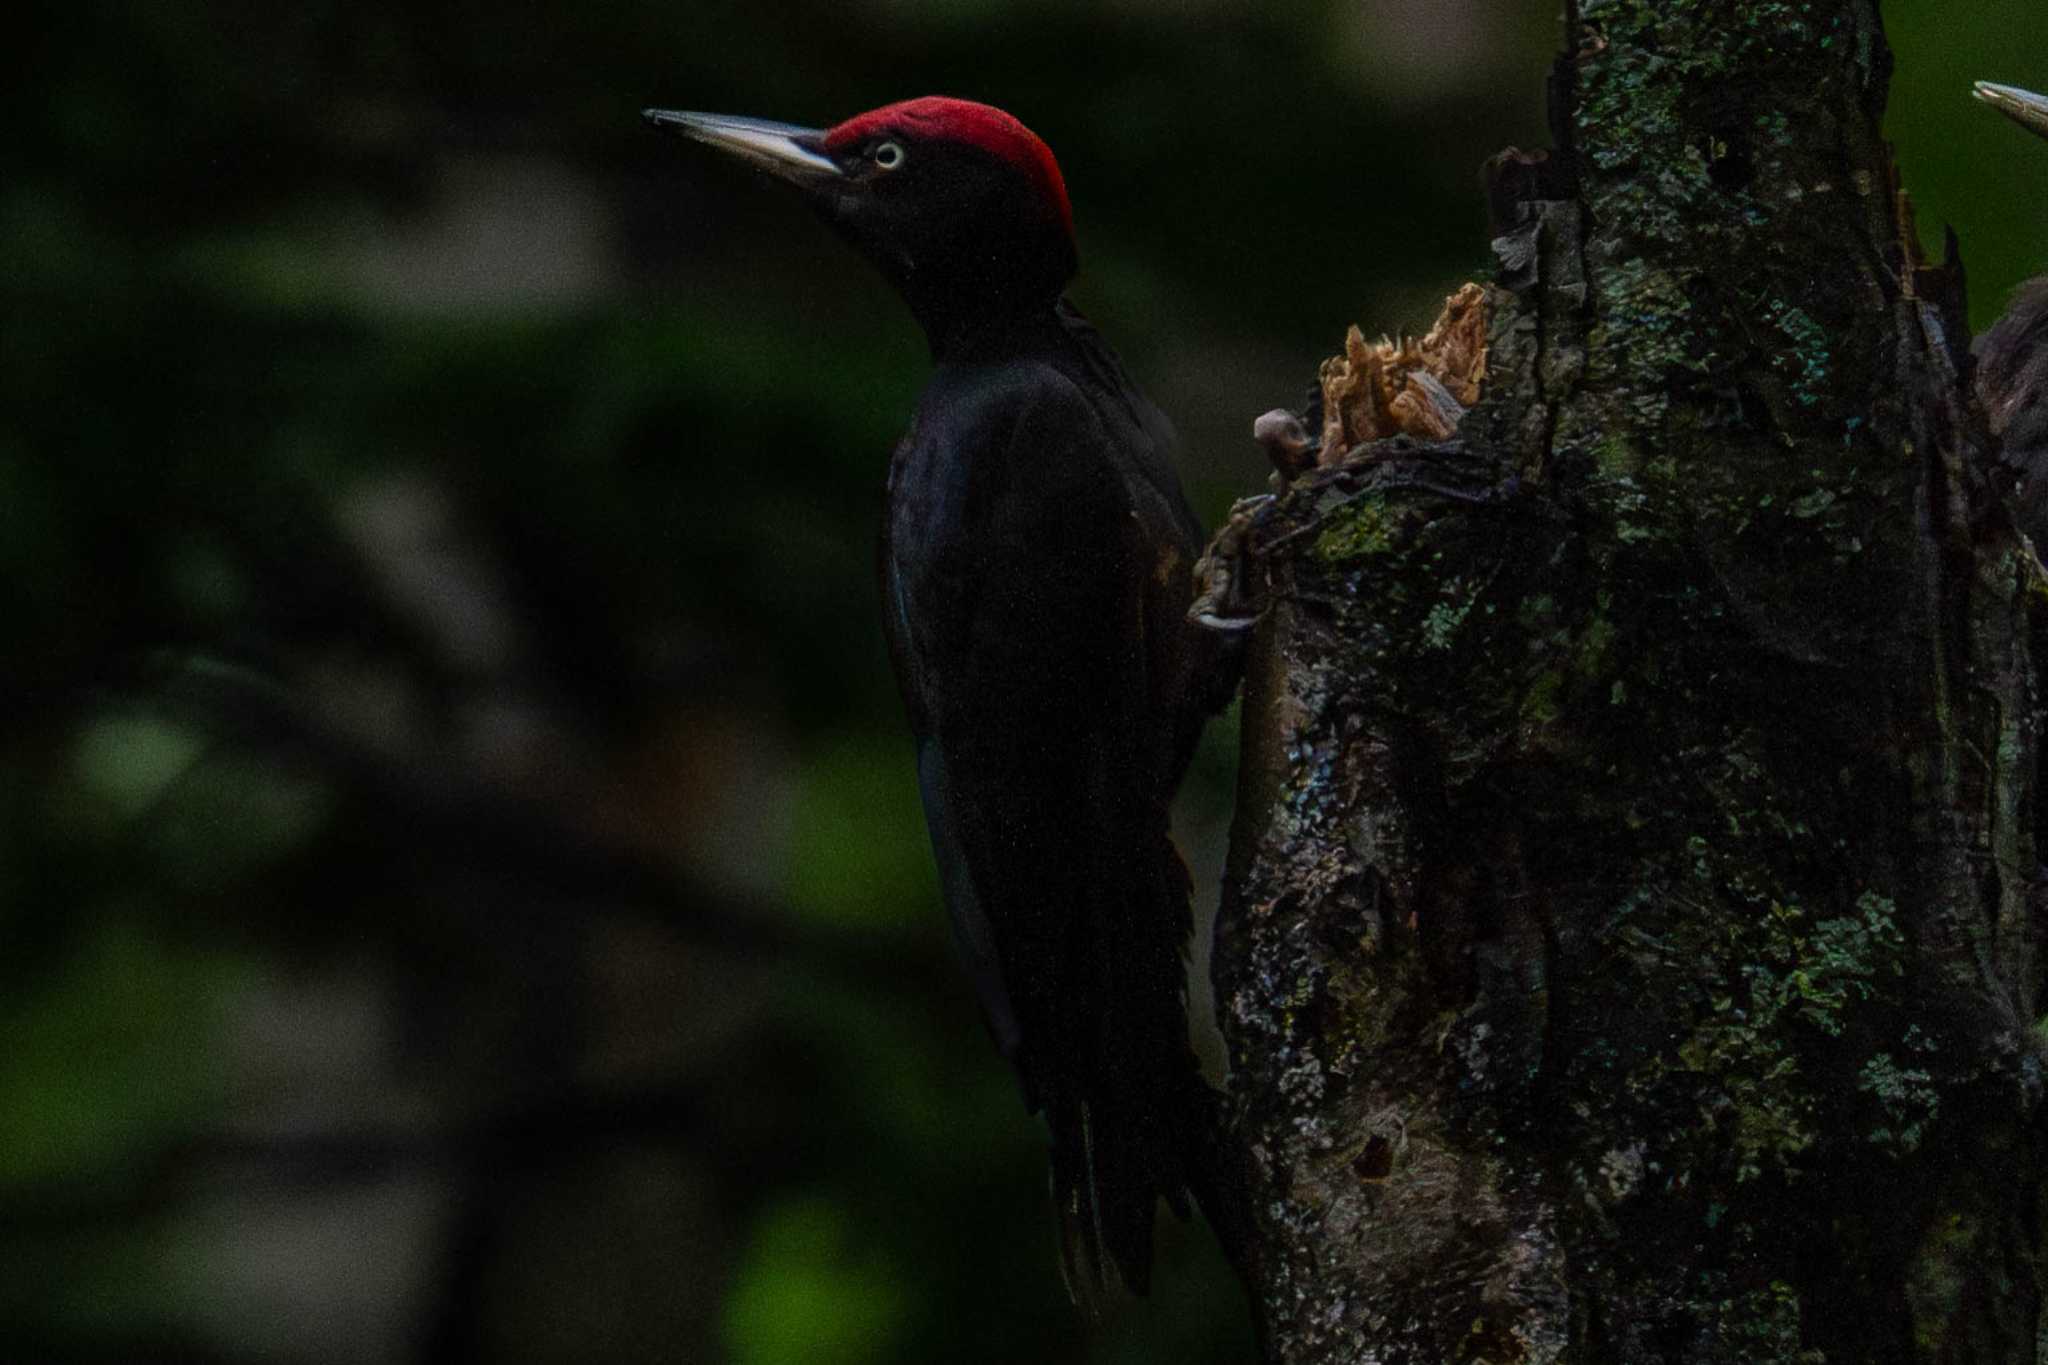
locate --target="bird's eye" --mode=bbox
[873,141,906,170]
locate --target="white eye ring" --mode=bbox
[873,141,906,170]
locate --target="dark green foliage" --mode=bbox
[4,1,1562,1360]
[6,0,2046,1360]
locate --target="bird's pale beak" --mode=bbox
[642,109,844,182]
[1975,82,2048,142]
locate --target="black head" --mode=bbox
[645,97,1079,354]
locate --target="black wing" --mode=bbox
[881,360,1200,1297]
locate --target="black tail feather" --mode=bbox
[1047,838,1203,1303]
[1049,1088,1169,1305]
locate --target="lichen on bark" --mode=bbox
[1210,2,2046,1359]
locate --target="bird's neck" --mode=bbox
[888,221,1078,363]
[918,291,1068,363]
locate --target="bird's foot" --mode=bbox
[1189,494,1277,633]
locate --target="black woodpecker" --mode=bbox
[643,97,1239,1299]
[1974,81,2048,492]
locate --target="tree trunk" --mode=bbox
[1211,1,2046,1358]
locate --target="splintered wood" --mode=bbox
[1318,282,1488,463]
[1202,282,1495,628]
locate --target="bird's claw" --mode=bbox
[1189,494,1277,633]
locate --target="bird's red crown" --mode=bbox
[823,97,1074,237]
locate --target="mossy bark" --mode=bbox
[1212,2,2046,1359]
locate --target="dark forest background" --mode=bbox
[6,2,2044,1361]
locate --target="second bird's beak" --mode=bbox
[642,108,845,183]
[1975,82,2048,142]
